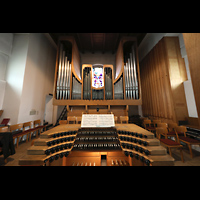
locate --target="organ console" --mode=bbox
[19,123,175,166]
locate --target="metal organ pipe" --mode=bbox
[124,44,139,100]
[132,45,139,99]
[56,44,72,100]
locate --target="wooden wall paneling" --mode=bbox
[182,33,200,128]
[155,42,165,119]
[143,57,151,117]
[154,45,163,118]
[161,38,175,122]
[153,44,161,118]
[148,51,157,116]
[149,50,157,117]
[140,60,147,116]
[164,37,188,123]
[147,54,153,117]
[141,57,149,116]
[155,41,168,119]
[140,37,188,124]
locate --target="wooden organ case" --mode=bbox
[52,36,142,117]
[18,35,175,166]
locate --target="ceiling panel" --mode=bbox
[49,33,146,54]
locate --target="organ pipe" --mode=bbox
[124,44,139,100]
[56,44,72,100]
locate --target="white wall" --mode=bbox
[0,33,57,125]
[17,33,56,124]
[0,33,13,110]
[1,34,29,124]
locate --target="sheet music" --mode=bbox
[81,114,115,128]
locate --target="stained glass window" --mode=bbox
[92,67,104,88]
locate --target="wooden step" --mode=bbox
[27,140,75,155]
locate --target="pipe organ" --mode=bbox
[53,36,142,109]
[18,35,175,166]
[124,43,139,100]
[56,43,72,100]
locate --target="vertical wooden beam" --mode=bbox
[182,33,200,128]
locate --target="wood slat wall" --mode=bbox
[140,37,188,124]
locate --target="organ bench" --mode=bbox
[19,124,174,166]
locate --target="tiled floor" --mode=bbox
[1,139,200,166]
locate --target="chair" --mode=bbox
[157,123,168,128]
[155,127,168,139]
[156,127,184,162]
[143,120,156,133]
[76,117,82,124]
[119,116,129,124]
[59,120,68,125]
[114,116,118,124]
[168,122,178,132]
[33,120,46,138]
[166,122,178,140]
[152,120,161,128]
[23,121,34,142]
[157,124,178,141]
[0,126,9,132]
[10,123,24,148]
[67,116,76,124]
[175,126,200,158]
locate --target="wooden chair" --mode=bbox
[143,120,156,133]
[157,123,168,128]
[156,127,184,162]
[76,117,82,124]
[168,122,178,132]
[33,120,46,138]
[119,116,129,124]
[175,126,200,158]
[10,123,24,148]
[166,122,178,140]
[0,126,9,132]
[114,116,118,124]
[59,120,68,125]
[23,121,34,142]
[152,120,161,128]
[67,116,76,124]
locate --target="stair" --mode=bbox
[54,106,67,127]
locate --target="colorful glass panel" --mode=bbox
[92,67,104,88]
